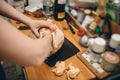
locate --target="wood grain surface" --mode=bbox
[11,15,96,80]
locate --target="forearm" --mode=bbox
[0,16,51,66]
[35,38,52,63]
[0,0,33,26]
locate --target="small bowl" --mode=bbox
[79,35,89,47]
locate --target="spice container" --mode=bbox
[90,50,101,63]
[70,9,78,18]
[87,11,101,34]
[109,34,120,49]
[101,51,120,72]
[81,15,94,29]
[89,37,106,62]
[92,37,106,53]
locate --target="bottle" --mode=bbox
[43,0,53,19]
[13,0,24,13]
[96,0,106,17]
[54,0,66,21]
[86,11,101,34]
[24,0,28,7]
[77,8,85,24]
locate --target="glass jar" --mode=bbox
[13,0,24,13]
[54,0,66,21]
[43,0,53,19]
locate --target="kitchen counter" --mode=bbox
[11,14,96,80]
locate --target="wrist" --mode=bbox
[24,18,34,27]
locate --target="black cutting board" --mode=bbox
[45,37,80,67]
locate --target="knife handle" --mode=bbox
[68,22,75,34]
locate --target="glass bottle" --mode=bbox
[87,12,101,34]
[43,0,54,19]
[24,0,28,7]
[13,0,24,13]
[54,0,66,21]
[77,8,85,24]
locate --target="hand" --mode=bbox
[41,28,52,40]
[37,30,53,56]
[28,20,56,38]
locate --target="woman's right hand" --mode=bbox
[28,20,56,38]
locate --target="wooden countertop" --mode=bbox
[11,15,96,80]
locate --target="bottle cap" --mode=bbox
[77,29,86,36]
[109,34,120,48]
[84,9,91,15]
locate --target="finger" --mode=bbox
[32,28,40,38]
[40,21,57,31]
[49,24,57,32]
[46,20,57,31]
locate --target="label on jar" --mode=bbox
[90,52,101,62]
[43,5,53,13]
[106,53,116,61]
[101,58,116,71]
[58,12,65,19]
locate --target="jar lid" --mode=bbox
[84,9,91,15]
[103,51,120,64]
[111,34,120,42]
[92,37,106,53]
[94,37,106,46]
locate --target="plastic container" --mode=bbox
[101,51,120,72]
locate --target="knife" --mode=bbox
[65,12,80,29]
[67,21,75,34]
[18,26,30,30]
